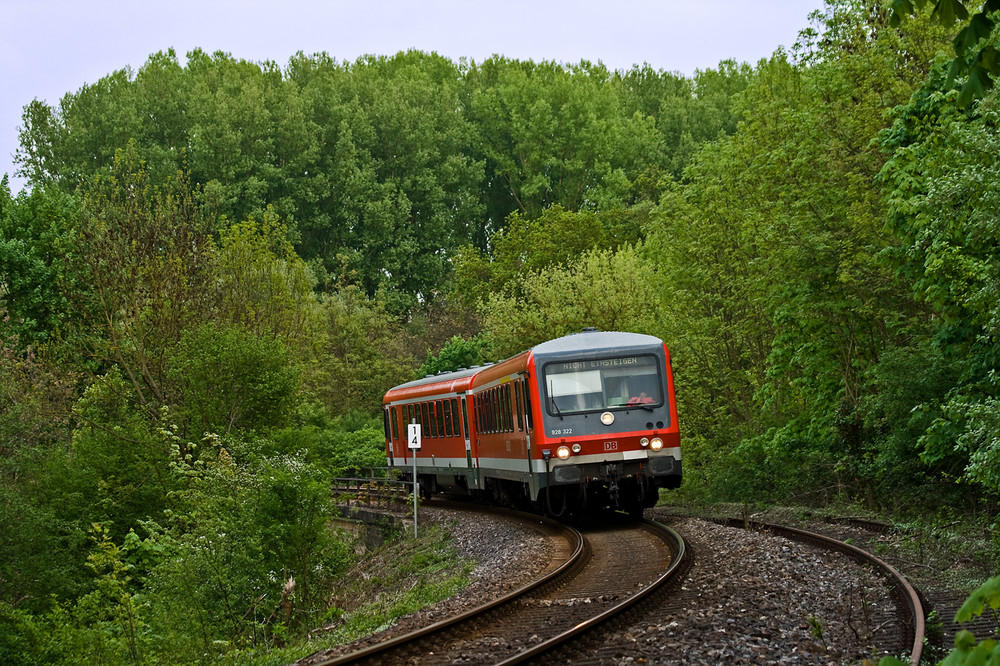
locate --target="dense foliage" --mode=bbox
[3,0,1000,662]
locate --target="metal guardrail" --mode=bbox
[331,472,412,512]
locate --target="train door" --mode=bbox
[383,406,394,467]
[460,394,480,489]
[514,377,532,476]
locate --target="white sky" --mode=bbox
[1,0,826,194]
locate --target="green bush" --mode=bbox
[135,444,350,661]
[167,322,301,437]
[271,412,387,475]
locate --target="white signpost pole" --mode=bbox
[407,421,421,538]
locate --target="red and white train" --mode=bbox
[382,329,681,516]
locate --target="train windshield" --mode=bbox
[543,355,662,415]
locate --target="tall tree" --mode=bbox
[0,182,81,347]
[880,73,1000,492]
[287,50,485,311]
[890,0,1000,104]
[480,244,662,358]
[463,58,660,221]
[646,0,949,499]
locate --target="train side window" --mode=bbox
[483,391,491,434]
[443,399,453,437]
[483,391,492,434]
[476,393,489,435]
[482,391,490,434]
[499,386,507,433]
[489,391,496,434]
[430,402,439,438]
[486,389,497,434]
[421,402,430,436]
[451,398,461,437]
[508,385,515,432]
[391,406,400,440]
[514,382,524,432]
[436,400,446,437]
[523,378,533,431]
[491,389,499,434]
[498,388,505,433]
[502,384,511,432]
[475,395,482,434]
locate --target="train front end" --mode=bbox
[529,330,681,516]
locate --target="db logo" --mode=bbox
[603,441,618,451]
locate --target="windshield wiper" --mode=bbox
[549,381,563,419]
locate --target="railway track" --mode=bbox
[306,496,926,664]
[716,517,925,666]
[308,512,686,665]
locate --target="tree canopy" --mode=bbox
[4,0,1000,660]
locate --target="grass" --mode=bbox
[225,520,475,665]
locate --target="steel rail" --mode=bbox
[494,519,687,665]
[310,508,584,666]
[720,518,925,666]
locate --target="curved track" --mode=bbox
[311,514,686,665]
[719,517,925,666]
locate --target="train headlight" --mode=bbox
[600,411,615,425]
[556,445,571,460]
[640,437,649,447]
[650,437,664,451]
[571,443,582,454]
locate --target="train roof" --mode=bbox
[383,330,665,403]
[532,329,664,357]
[385,364,482,394]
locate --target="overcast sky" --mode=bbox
[2,0,826,194]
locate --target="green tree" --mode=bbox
[417,334,489,376]
[481,244,662,358]
[287,50,484,311]
[71,147,218,423]
[614,60,753,180]
[166,323,301,435]
[309,286,416,416]
[451,205,612,305]
[463,58,659,221]
[210,212,322,356]
[16,68,142,189]
[645,0,948,501]
[879,76,1000,492]
[890,0,1000,104]
[0,183,82,347]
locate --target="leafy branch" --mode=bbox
[890,0,1000,104]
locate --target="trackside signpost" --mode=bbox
[408,421,421,537]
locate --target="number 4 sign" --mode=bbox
[407,423,422,450]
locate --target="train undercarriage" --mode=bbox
[410,457,681,520]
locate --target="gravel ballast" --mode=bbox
[579,515,901,664]
[302,507,905,664]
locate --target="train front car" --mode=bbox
[529,330,681,517]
